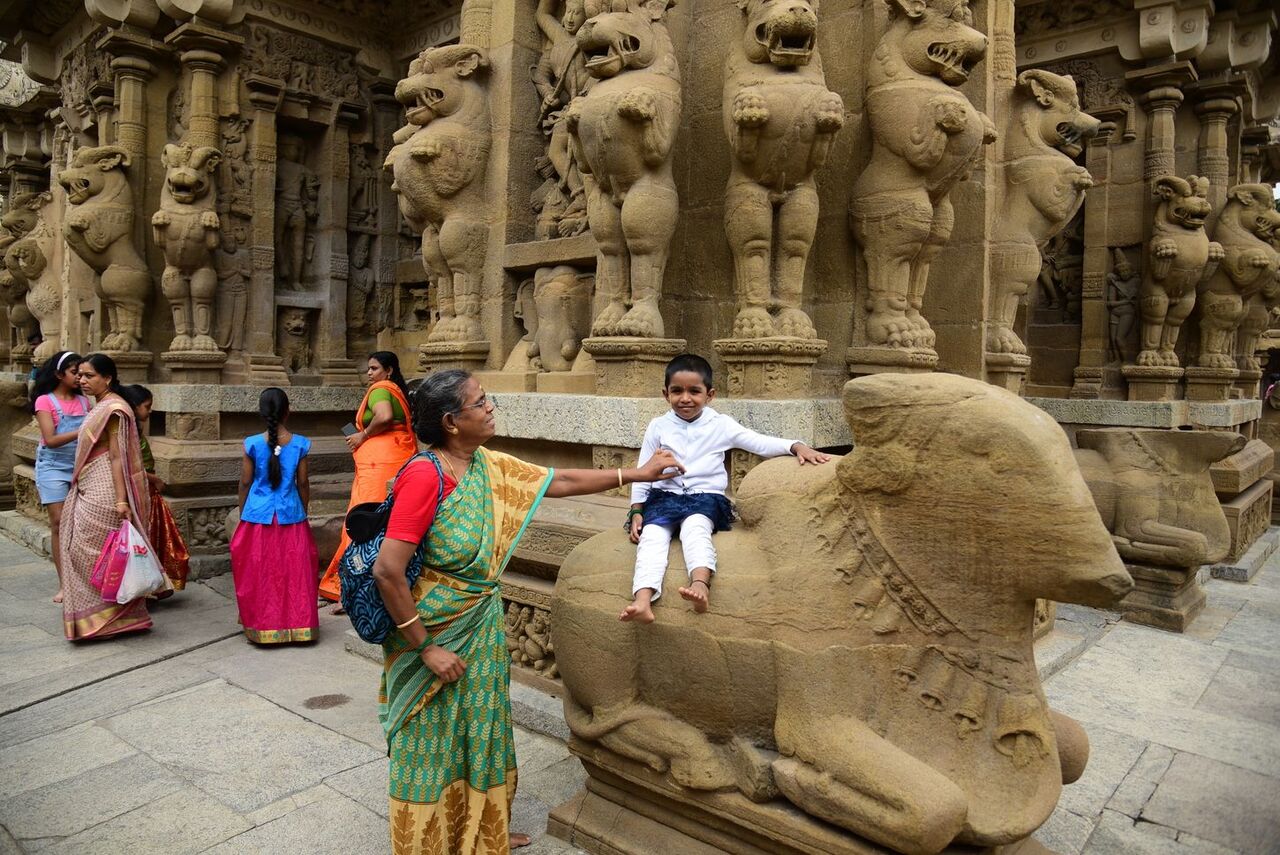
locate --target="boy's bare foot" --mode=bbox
[510,832,532,848]
[678,576,711,613]
[620,591,656,623]
[53,589,64,604]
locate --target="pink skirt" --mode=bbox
[229,519,319,644]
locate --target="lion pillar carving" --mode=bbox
[550,373,1134,855]
[1121,174,1223,401]
[1192,184,1280,399]
[0,192,48,368]
[58,145,153,355]
[1076,428,1243,631]
[848,0,996,374]
[153,143,224,356]
[987,70,1098,367]
[568,0,681,341]
[5,193,64,364]
[385,43,493,371]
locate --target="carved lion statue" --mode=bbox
[849,0,996,354]
[566,0,681,338]
[722,0,843,339]
[988,70,1098,355]
[553,373,1133,855]
[384,44,491,344]
[58,145,152,352]
[153,143,223,353]
[1136,174,1223,368]
[276,307,312,373]
[0,192,48,358]
[1196,183,1280,371]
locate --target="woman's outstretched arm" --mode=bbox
[545,448,683,499]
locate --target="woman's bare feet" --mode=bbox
[678,570,712,614]
[329,603,346,616]
[510,832,532,849]
[52,589,64,604]
[619,589,656,623]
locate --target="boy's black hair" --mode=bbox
[664,353,713,389]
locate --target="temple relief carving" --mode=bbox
[153,143,224,353]
[566,0,681,338]
[532,0,590,239]
[1135,175,1223,368]
[0,192,49,360]
[274,136,319,290]
[850,0,996,355]
[531,264,592,371]
[1196,184,1280,371]
[384,44,491,343]
[1105,247,1140,365]
[58,145,152,352]
[722,0,843,340]
[277,307,314,374]
[989,70,1097,355]
[553,373,1132,853]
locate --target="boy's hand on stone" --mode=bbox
[629,514,643,544]
[638,449,684,481]
[792,443,830,465]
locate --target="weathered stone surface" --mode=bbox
[1027,397,1261,430]
[552,373,1132,853]
[1221,477,1272,563]
[1210,437,1275,495]
[199,787,385,854]
[38,788,250,855]
[1141,752,1280,853]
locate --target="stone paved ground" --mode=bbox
[1,525,1278,854]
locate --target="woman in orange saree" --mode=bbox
[318,351,418,605]
[61,354,167,640]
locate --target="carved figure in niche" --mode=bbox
[850,0,996,352]
[1106,248,1140,365]
[722,0,843,340]
[168,81,188,143]
[152,143,224,353]
[215,221,250,354]
[519,609,558,678]
[276,307,312,373]
[58,145,152,352]
[552,373,1132,854]
[405,285,432,331]
[1036,233,1067,310]
[506,602,531,659]
[533,0,591,238]
[989,70,1097,354]
[385,44,491,343]
[274,135,319,290]
[220,116,253,218]
[0,193,47,358]
[1075,429,1243,567]
[566,0,681,338]
[1196,184,1280,371]
[347,232,379,334]
[1136,175,1223,367]
[527,265,593,371]
[348,144,378,229]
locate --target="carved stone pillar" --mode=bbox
[1070,122,1118,399]
[1191,88,1239,221]
[317,106,361,385]
[242,78,288,384]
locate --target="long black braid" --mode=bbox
[258,387,289,489]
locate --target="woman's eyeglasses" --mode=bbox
[454,394,496,414]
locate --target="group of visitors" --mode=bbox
[25,345,828,854]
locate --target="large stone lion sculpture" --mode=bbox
[566,0,681,338]
[59,145,152,352]
[384,44,491,344]
[0,192,48,359]
[722,0,843,340]
[552,373,1133,855]
[1196,183,1280,371]
[849,0,996,355]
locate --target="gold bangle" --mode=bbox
[617,467,624,488]
[396,615,420,630]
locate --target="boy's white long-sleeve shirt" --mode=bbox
[630,406,799,505]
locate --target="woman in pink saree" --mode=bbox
[61,354,163,640]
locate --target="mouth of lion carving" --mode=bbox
[403,87,445,123]
[926,40,979,82]
[1054,122,1084,158]
[583,35,640,75]
[167,174,205,203]
[755,21,815,65]
[1176,209,1208,228]
[63,177,93,204]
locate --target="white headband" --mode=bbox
[55,352,74,371]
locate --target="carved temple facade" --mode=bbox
[0,0,1278,670]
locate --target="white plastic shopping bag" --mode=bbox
[116,521,166,603]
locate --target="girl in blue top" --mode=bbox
[230,388,319,644]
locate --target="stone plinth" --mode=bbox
[581,337,686,397]
[985,352,1032,394]
[1027,397,1261,430]
[104,351,154,383]
[1211,439,1275,495]
[162,351,227,385]
[713,338,827,399]
[1122,365,1182,402]
[475,369,539,393]
[846,345,937,377]
[537,370,596,394]
[1222,478,1273,564]
[1183,366,1239,402]
[1234,367,1263,400]
[1119,563,1205,633]
[418,341,491,374]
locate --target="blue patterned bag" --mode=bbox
[338,450,444,644]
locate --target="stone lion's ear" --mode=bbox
[1017,70,1055,108]
[1225,185,1256,207]
[454,49,485,78]
[194,147,222,172]
[1153,175,1187,201]
[98,147,130,171]
[887,0,926,20]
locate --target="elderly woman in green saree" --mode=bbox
[373,369,681,855]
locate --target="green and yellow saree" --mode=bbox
[381,447,553,855]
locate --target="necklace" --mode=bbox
[437,449,471,483]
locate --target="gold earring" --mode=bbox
[448,427,458,434]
